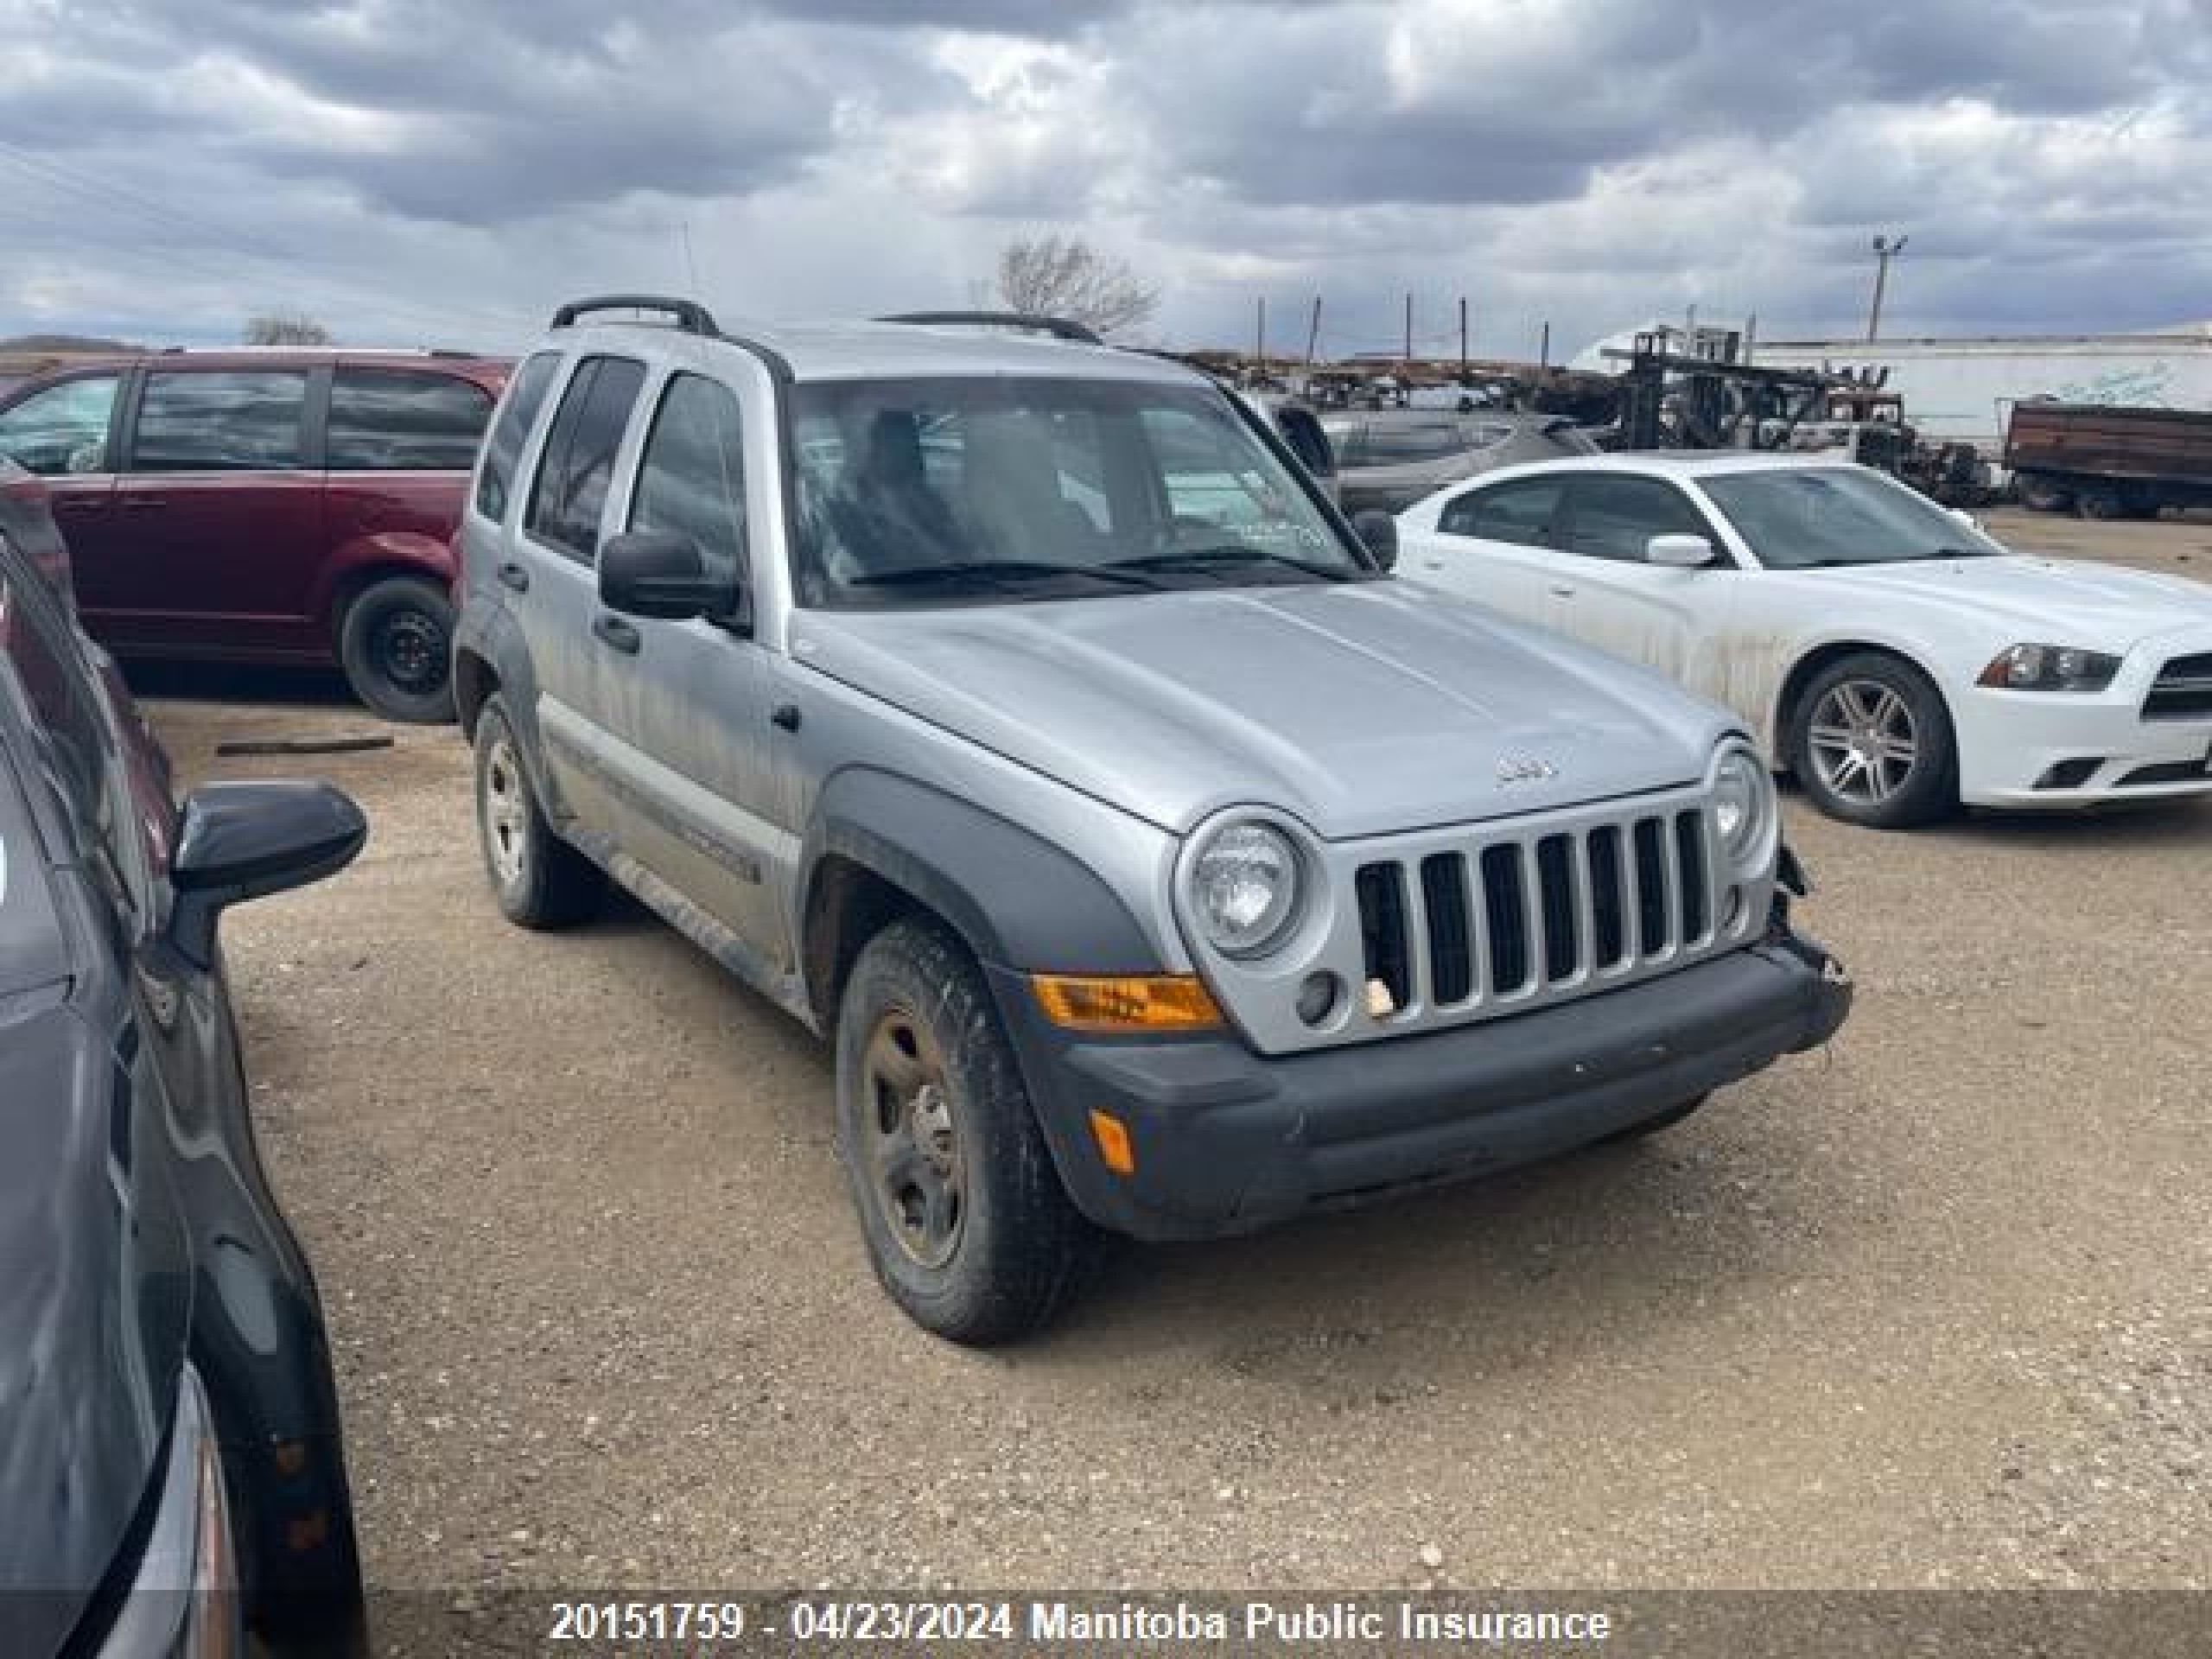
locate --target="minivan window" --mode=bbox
[526,357,645,563]
[132,370,308,472]
[629,373,747,586]
[327,368,494,471]
[474,350,560,522]
[0,374,121,476]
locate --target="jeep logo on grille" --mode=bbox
[1495,753,1559,787]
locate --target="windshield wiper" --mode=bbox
[849,560,1165,592]
[1113,545,1354,582]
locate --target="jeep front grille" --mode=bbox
[1355,807,1716,1022]
[2144,652,2212,721]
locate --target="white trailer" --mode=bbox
[1744,325,2212,457]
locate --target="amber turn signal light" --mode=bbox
[1029,972,1224,1033]
[1088,1109,1136,1175]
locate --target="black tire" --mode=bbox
[1788,652,1957,830]
[2075,484,2128,521]
[2012,471,2072,513]
[835,917,1097,1344]
[1599,1092,1708,1145]
[336,575,457,722]
[471,697,605,928]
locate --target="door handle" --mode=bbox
[123,496,168,512]
[592,613,640,654]
[1548,582,1577,598]
[496,562,531,594]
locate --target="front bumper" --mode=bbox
[1956,686,2212,807]
[993,925,1851,1242]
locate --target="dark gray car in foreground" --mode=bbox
[454,297,1851,1343]
[0,528,369,1656]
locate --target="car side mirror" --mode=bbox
[1645,532,1715,569]
[167,781,367,969]
[599,530,734,621]
[1351,509,1399,571]
[1948,507,1984,531]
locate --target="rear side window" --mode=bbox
[526,357,645,563]
[1560,474,1711,563]
[327,368,494,471]
[0,375,121,476]
[1363,423,1471,464]
[473,351,560,522]
[1439,477,1565,545]
[132,370,308,472]
[629,374,748,585]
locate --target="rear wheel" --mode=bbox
[337,575,456,722]
[2012,471,2073,513]
[2075,484,2129,521]
[472,697,605,928]
[835,918,1097,1344]
[1789,653,1957,829]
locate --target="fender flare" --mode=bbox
[800,769,1164,987]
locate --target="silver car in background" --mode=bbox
[1324,409,1600,515]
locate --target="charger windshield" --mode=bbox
[788,377,1367,607]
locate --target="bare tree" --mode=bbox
[992,234,1160,339]
[242,312,333,346]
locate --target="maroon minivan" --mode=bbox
[0,350,511,721]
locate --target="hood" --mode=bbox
[1802,555,2212,648]
[0,993,185,1656]
[795,582,1734,839]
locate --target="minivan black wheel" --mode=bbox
[835,918,1097,1344]
[338,575,456,723]
[472,697,605,928]
[1789,652,1957,829]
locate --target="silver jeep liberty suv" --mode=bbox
[454,296,1852,1342]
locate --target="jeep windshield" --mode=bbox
[1700,466,2005,569]
[787,377,1372,607]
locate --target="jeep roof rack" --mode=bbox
[875,310,1102,346]
[551,294,721,336]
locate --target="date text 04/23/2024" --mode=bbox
[546,1599,1617,1646]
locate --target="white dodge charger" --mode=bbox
[1396,454,2212,828]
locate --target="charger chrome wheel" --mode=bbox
[1808,678,1918,807]
[860,1009,964,1270]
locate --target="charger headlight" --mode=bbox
[1976,643,2121,693]
[1185,818,1305,957]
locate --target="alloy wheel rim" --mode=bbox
[483,737,529,886]
[1808,679,1919,806]
[861,1008,965,1270]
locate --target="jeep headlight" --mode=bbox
[1713,747,1776,873]
[1185,818,1304,957]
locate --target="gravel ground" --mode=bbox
[137,508,2211,1627]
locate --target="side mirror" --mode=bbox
[1948,507,1984,531]
[168,781,367,969]
[1645,532,1716,569]
[599,530,733,621]
[1351,509,1399,571]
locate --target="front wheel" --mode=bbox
[337,575,456,722]
[1789,653,1957,829]
[835,918,1097,1344]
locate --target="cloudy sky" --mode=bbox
[1,0,2205,359]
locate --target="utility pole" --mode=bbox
[1403,292,1413,362]
[1867,234,1907,342]
[1458,296,1468,375]
[1255,296,1266,368]
[1539,321,1551,370]
[1305,296,1322,365]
